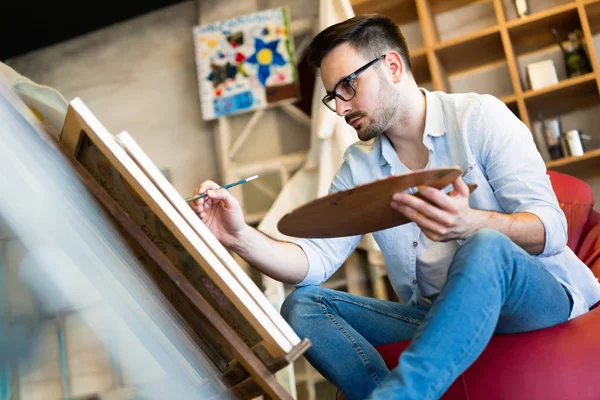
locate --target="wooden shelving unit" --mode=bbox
[524,72,600,115]
[545,147,600,172]
[352,0,600,178]
[435,26,505,75]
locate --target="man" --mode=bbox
[192,14,600,400]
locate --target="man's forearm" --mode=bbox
[471,210,545,255]
[228,226,309,285]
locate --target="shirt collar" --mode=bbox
[378,134,398,167]
[423,89,446,138]
[378,88,446,167]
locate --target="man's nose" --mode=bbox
[335,99,352,117]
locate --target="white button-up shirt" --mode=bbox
[293,89,600,320]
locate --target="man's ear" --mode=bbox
[385,51,404,83]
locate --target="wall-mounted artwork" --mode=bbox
[193,8,299,121]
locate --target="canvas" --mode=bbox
[60,98,302,365]
[116,131,300,345]
[193,7,299,120]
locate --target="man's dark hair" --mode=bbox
[308,14,412,74]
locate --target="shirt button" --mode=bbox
[412,241,418,247]
[413,279,418,284]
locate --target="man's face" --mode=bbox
[320,43,395,141]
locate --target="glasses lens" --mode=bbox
[323,95,336,112]
[323,81,356,112]
[337,81,355,100]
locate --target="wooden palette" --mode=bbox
[278,167,475,238]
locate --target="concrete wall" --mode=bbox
[6,0,316,202]
[7,2,218,197]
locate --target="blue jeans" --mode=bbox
[281,229,573,400]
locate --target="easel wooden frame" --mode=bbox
[116,130,301,344]
[58,98,310,399]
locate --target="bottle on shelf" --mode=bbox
[551,28,592,78]
[538,112,564,160]
[514,0,530,18]
[565,29,592,78]
[562,130,591,157]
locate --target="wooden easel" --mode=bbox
[47,98,310,399]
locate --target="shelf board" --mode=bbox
[523,72,596,98]
[545,148,600,173]
[434,26,505,74]
[428,0,484,14]
[499,94,517,104]
[411,47,426,58]
[507,2,577,29]
[508,2,580,55]
[523,73,599,117]
[435,25,500,50]
[351,0,419,25]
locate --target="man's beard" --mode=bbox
[354,90,399,142]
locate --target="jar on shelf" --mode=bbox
[561,130,591,157]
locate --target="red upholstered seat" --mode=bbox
[549,168,595,253]
[375,170,600,399]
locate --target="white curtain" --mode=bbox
[258,0,380,311]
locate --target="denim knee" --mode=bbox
[464,228,511,248]
[281,285,326,328]
[450,228,516,279]
[460,229,514,257]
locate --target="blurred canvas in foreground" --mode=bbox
[0,76,230,399]
[193,7,299,120]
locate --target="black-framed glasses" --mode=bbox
[322,54,386,112]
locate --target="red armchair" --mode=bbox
[375,170,600,399]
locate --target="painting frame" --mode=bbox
[193,7,300,120]
[58,97,311,398]
[116,130,301,346]
[59,97,296,358]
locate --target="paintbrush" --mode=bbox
[186,175,259,202]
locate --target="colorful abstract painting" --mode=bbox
[193,8,299,121]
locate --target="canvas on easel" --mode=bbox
[59,97,309,399]
[116,130,300,345]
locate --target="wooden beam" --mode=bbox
[229,109,265,160]
[280,104,312,128]
[232,152,307,177]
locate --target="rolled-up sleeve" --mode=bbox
[474,96,567,256]
[292,234,363,286]
[291,159,364,287]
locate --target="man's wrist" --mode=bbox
[463,208,488,239]
[227,224,252,254]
